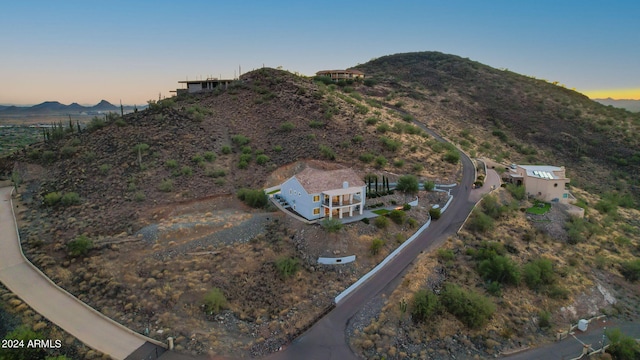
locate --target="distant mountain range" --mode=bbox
[0,100,144,115]
[593,98,640,112]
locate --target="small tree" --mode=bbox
[389,209,406,224]
[411,289,441,323]
[67,235,93,257]
[237,188,268,208]
[620,259,640,282]
[396,175,419,195]
[429,207,441,220]
[370,238,384,255]
[605,328,640,359]
[374,216,389,229]
[203,288,227,314]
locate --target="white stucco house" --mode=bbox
[508,164,571,203]
[279,167,366,221]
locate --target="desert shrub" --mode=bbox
[231,134,250,146]
[443,149,460,164]
[469,210,494,233]
[204,151,216,162]
[275,257,300,279]
[403,203,411,211]
[478,255,521,285]
[605,328,640,359]
[359,153,375,163]
[523,258,555,290]
[506,183,526,200]
[411,289,441,323]
[376,123,391,133]
[255,154,270,165]
[365,117,378,125]
[437,249,455,262]
[389,209,406,224]
[396,175,419,194]
[352,135,364,143]
[98,164,111,175]
[43,192,62,206]
[133,143,149,153]
[238,160,249,169]
[393,159,405,168]
[370,238,384,255]
[441,283,495,329]
[309,120,324,128]
[0,326,48,359]
[67,235,93,257]
[481,195,508,219]
[280,122,295,132]
[61,192,80,206]
[321,218,343,233]
[355,104,369,114]
[380,136,402,151]
[374,156,387,168]
[619,259,640,282]
[486,281,502,296]
[319,145,336,160]
[221,145,232,154]
[374,216,389,229]
[192,154,205,164]
[134,192,146,202]
[165,159,178,169]
[86,116,105,132]
[241,146,252,154]
[158,179,173,192]
[429,207,441,220]
[407,218,418,228]
[203,288,227,314]
[538,311,552,329]
[237,188,267,208]
[206,169,226,178]
[423,181,435,191]
[60,146,77,158]
[181,166,193,176]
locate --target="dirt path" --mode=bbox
[0,187,163,360]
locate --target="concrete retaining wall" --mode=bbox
[318,256,356,265]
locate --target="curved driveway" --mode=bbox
[0,187,164,360]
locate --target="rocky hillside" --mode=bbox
[355,51,640,207]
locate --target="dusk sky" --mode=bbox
[1,0,638,105]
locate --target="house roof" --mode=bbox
[294,167,365,194]
[519,165,564,180]
[316,69,365,75]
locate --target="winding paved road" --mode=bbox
[0,187,165,360]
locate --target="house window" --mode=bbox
[313,208,320,215]
[313,195,320,202]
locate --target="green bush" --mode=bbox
[275,257,300,279]
[478,255,521,285]
[238,160,249,169]
[538,310,552,329]
[374,216,389,229]
[380,136,402,151]
[61,192,80,206]
[423,181,435,191]
[429,207,441,220]
[441,283,495,329]
[443,150,460,164]
[309,120,324,128]
[321,218,343,233]
[181,166,193,176]
[42,150,56,163]
[60,146,77,158]
[437,249,455,262]
[619,259,640,282]
[280,122,295,132]
[86,116,106,132]
[43,192,62,206]
[469,210,494,233]
[133,143,150,153]
[67,235,93,257]
[523,258,555,290]
[165,159,178,169]
[389,209,406,224]
[370,238,384,255]
[407,218,418,228]
[241,146,252,154]
[411,289,441,323]
[203,288,227,314]
[605,328,640,359]
[192,154,205,164]
[376,123,391,133]
[99,164,111,175]
[256,154,270,165]
[237,188,268,208]
[374,156,387,168]
[273,145,283,152]
[158,179,173,192]
[365,117,378,125]
[506,183,526,200]
[396,175,419,194]
[352,135,364,143]
[231,134,250,146]
[359,153,375,163]
[221,145,232,154]
[134,192,146,202]
[393,159,405,168]
[319,145,336,160]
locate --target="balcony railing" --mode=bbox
[322,197,362,207]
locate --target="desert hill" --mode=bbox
[355,51,640,207]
